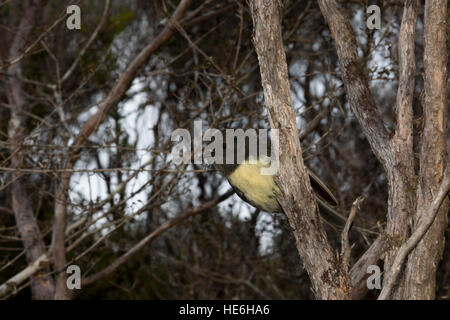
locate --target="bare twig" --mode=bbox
[50,0,193,299]
[61,0,111,83]
[81,190,234,287]
[0,252,52,297]
[232,3,244,72]
[341,196,364,272]
[1,7,68,70]
[0,166,212,174]
[0,189,234,299]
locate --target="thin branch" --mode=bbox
[340,196,364,272]
[61,0,111,83]
[0,252,52,297]
[1,7,68,70]
[50,0,193,299]
[0,166,212,174]
[232,3,244,72]
[0,189,234,299]
[81,190,234,287]
[299,105,331,140]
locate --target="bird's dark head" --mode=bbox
[213,130,273,176]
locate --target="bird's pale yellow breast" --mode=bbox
[228,159,282,213]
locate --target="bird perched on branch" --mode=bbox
[214,130,344,224]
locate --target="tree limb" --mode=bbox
[6,0,56,299]
[318,0,420,299]
[403,0,449,299]
[382,0,418,299]
[249,0,351,299]
[61,0,111,83]
[341,197,364,272]
[379,166,450,299]
[350,235,388,299]
[80,190,234,288]
[318,0,391,166]
[0,252,52,298]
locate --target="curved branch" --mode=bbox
[318,0,391,166]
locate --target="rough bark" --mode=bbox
[249,0,351,300]
[382,0,418,299]
[403,0,449,299]
[318,0,426,299]
[350,236,388,299]
[317,1,392,166]
[380,167,450,299]
[6,0,56,299]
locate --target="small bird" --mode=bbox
[214,131,344,223]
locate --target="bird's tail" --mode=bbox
[306,168,349,228]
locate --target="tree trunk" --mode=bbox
[6,0,55,299]
[404,0,449,299]
[318,0,448,299]
[249,0,351,300]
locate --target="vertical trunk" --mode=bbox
[316,0,450,299]
[404,0,449,299]
[249,0,351,299]
[382,0,418,299]
[6,0,55,299]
